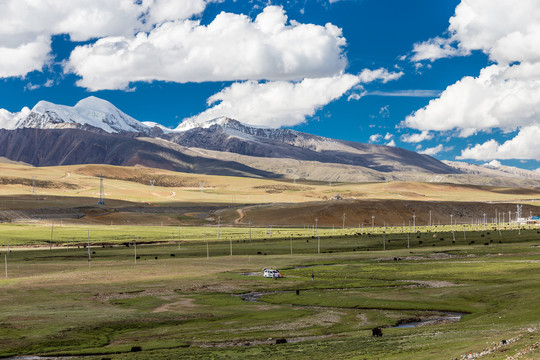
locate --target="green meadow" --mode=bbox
[0,225,539,359]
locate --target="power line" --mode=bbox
[98,173,105,205]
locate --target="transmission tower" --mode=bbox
[98,173,105,205]
[32,176,36,194]
[516,205,523,220]
[150,179,156,191]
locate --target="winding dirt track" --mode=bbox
[235,209,246,223]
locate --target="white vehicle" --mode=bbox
[263,268,283,278]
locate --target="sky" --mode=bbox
[1,0,540,170]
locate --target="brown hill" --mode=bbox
[0,128,277,178]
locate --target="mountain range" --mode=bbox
[0,97,539,186]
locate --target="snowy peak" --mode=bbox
[175,117,243,132]
[178,116,303,140]
[75,96,119,112]
[10,97,150,134]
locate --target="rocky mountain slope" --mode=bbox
[0,97,538,186]
[443,161,540,180]
[167,118,457,174]
[0,128,275,178]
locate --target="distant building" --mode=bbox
[514,216,540,225]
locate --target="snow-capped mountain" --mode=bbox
[177,117,373,153]
[0,97,150,134]
[166,117,457,174]
[1,97,539,186]
[443,160,540,180]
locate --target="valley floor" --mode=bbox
[0,227,539,359]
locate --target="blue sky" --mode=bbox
[1,0,539,170]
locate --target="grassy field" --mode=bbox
[1,163,539,358]
[0,225,539,359]
[2,163,540,206]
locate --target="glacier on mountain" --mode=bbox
[0,96,149,134]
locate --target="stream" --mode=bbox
[391,311,465,328]
[236,291,465,328]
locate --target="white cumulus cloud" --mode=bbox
[458,125,540,161]
[146,0,218,24]
[66,6,348,90]
[400,130,433,143]
[404,64,540,136]
[182,67,402,128]
[0,0,215,78]
[182,74,359,128]
[418,144,445,156]
[0,36,51,78]
[412,0,540,64]
[405,0,540,161]
[357,68,403,84]
[484,160,502,168]
[411,36,465,62]
[369,134,382,143]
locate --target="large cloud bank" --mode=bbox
[67,6,348,91]
[0,0,218,78]
[184,69,402,128]
[403,0,540,161]
[1,1,403,128]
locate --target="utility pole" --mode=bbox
[205,234,209,259]
[87,230,91,268]
[290,234,293,256]
[318,236,320,254]
[217,216,221,241]
[342,213,346,230]
[134,239,137,264]
[98,173,105,205]
[450,214,454,232]
[429,210,432,227]
[372,215,375,231]
[50,221,54,250]
[483,213,486,229]
[413,213,416,232]
[315,218,318,237]
[178,226,181,249]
